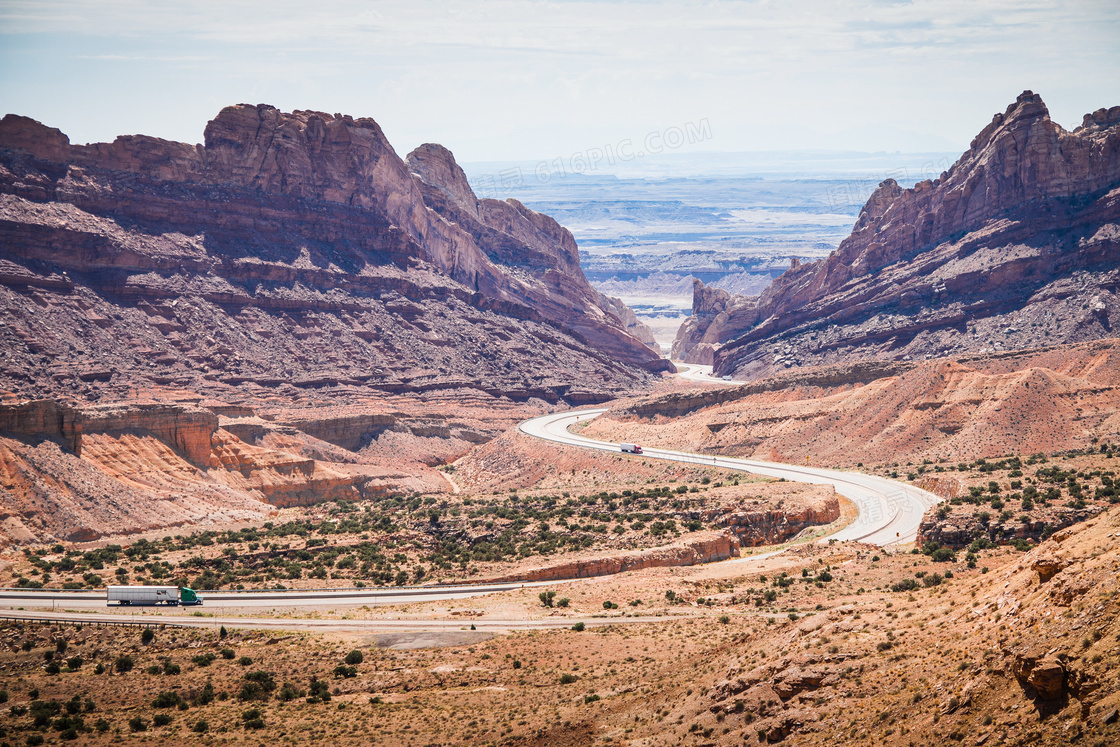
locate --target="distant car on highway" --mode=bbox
[620,443,643,454]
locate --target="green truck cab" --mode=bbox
[179,586,203,605]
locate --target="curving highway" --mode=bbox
[672,362,743,385]
[0,402,938,626]
[519,408,940,547]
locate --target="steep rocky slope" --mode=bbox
[673,92,1120,379]
[0,105,666,407]
[0,399,448,545]
[588,339,1120,467]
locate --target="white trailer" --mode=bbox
[620,443,643,454]
[107,585,182,606]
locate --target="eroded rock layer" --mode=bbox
[673,92,1120,379]
[0,105,667,406]
[0,399,446,545]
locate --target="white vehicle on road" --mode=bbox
[107,585,203,606]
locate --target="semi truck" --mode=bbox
[620,443,643,454]
[106,585,203,606]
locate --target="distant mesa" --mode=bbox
[673,91,1120,380]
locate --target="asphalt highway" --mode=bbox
[518,408,940,547]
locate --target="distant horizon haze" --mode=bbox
[0,0,1116,162]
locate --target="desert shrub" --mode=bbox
[153,713,172,727]
[220,648,235,659]
[559,673,579,684]
[238,671,277,701]
[557,598,570,608]
[277,681,305,702]
[538,590,556,608]
[344,649,364,665]
[333,664,358,678]
[238,656,253,666]
[192,720,209,733]
[571,622,585,632]
[307,677,331,703]
[128,716,147,732]
[94,718,110,732]
[152,692,183,708]
[718,615,730,624]
[141,629,154,644]
[922,573,943,587]
[931,548,957,562]
[114,655,134,673]
[194,682,215,706]
[192,653,217,667]
[890,578,919,593]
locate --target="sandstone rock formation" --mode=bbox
[673,92,1120,379]
[587,338,1120,467]
[711,493,840,547]
[0,398,444,545]
[0,105,666,409]
[482,530,739,583]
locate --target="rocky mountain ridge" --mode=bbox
[0,104,667,408]
[673,92,1120,379]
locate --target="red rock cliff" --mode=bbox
[673,92,1120,379]
[0,105,667,406]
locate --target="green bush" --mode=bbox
[128,716,147,732]
[114,656,134,673]
[571,622,585,632]
[220,648,235,659]
[277,681,305,702]
[558,673,579,684]
[192,653,217,667]
[192,720,209,733]
[152,692,183,708]
[153,713,172,727]
[344,649,364,666]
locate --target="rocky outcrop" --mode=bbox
[711,495,840,547]
[672,92,1120,379]
[1012,648,1068,700]
[483,531,739,583]
[0,398,439,545]
[0,105,666,407]
[406,142,664,365]
[917,504,1102,549]
[671,278,755,364]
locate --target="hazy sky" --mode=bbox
[1,1,1118,162]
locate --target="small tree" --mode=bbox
[538,590,556,608]
[344,649,364,666]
